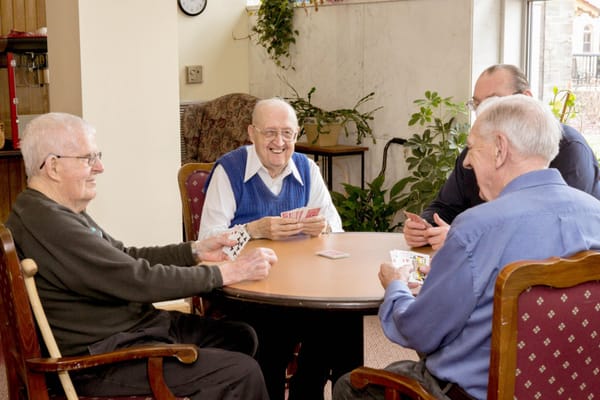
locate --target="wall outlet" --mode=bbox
[186,65,203,84]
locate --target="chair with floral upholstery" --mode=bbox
[351,250,600,400]
[180,93,260,164]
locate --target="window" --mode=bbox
[527,0,600,156]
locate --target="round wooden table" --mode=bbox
[218,232,433,312]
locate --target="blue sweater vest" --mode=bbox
[207,147,312,227]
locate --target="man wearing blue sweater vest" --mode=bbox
[200,98,361,400]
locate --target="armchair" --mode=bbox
[180,93,260,164]
[350,250,600,400]
[0,223,198,400]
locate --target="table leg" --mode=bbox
[326,155,333,191]
[361,152,365,190]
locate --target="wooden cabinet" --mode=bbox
[0,150,26,223]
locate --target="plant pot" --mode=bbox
[303,122,342,147]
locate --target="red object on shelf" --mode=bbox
[6,52,18,148]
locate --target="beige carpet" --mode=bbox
[0,315,415,400]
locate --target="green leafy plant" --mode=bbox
[252,0,299,70]
[286,85,382,145]
[332,174,405,232]
[396,91,469,214]
[549,87,577,123]
[331,138,406,232]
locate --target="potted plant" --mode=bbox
[396,91,469,215]
[252,0,298,70]
[286,85,382,146]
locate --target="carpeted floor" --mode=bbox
[0,315,416,399]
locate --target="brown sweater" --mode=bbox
[6,188,223,355]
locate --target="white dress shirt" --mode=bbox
[198,145,343,239]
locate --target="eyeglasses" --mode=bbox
[252,126,297,142]
[39,152,103,169]
[467,91,523,112]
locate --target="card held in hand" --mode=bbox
[223,225,251,261]
[389,249,430,284]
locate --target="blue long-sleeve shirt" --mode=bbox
[379,168,600,400]
[421,124,600,225]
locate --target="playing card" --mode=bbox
[316,249,350,259]
[303,207,321,218]
[389,249,430,283]
[223,225,251,261]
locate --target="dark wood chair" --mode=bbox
[0,223,199,400]
[351,250,600,400]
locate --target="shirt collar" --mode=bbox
[244,145,304,185]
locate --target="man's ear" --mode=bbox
[494,133,509,168]
[43,157,61,181]
[247,125,256,144]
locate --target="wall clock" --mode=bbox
[178,0,207,16]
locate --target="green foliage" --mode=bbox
[549,87,577,123]
[252,0,299,70]
[396,91,469,214]
[286,85,382,145]
[331,174,405,232]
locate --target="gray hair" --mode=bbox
[20,113,96,178]
[475,95,561,163]
[252,97,298,127]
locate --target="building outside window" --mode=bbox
[528,0,600,157]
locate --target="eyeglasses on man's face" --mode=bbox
[39,152,103,169]
[252,126,297,142]
[467,91,523,112]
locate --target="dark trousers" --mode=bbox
[60,311,269,400]
[218,299,364,400]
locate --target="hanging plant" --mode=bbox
[252,0,299,70]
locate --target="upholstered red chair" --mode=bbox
[351,250,600,400]
[177,162,215,315]
[177,162,215,243]
[0,223,199,400]
[180,93,259,164]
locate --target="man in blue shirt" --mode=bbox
[333,95,600,400]
[404,64,600,250]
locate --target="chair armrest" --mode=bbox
[26,343,198,373]
[350,366,437,400]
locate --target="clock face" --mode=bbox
[178,0,207,16]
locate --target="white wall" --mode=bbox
[47,0,181,246]
[249,0,474,190]
[178,0,251,101]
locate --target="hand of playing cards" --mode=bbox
[389,249,430,284]
[280,206,321,220]
[222,225,251,261]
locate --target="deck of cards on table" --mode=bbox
[280,206,321,220]
[389,250,430,284]
[223,225,251,260]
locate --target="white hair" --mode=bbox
[475,95,561,163]
[20,113,96,178]
[252,97,298,127]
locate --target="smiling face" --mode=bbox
[248,99,299,177]
[50,131,104,213]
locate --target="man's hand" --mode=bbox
[193,232,238,262]
[378,262,412,289]
[424,213,450,250]
[219,247,277,285]
[248,217,304,240]
[402,211,432,248]
[299,215,327,237]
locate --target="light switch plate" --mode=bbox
[186,65,203,84]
